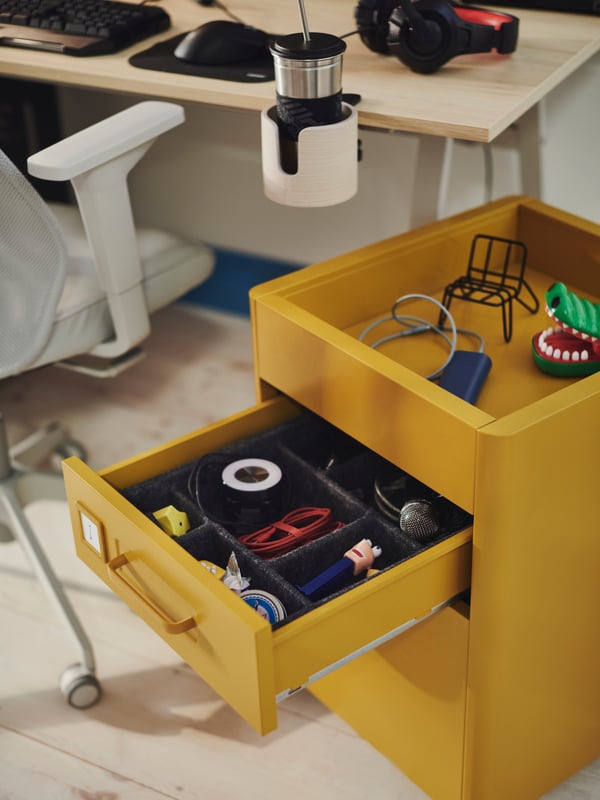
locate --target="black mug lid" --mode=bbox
[270,32,346,59]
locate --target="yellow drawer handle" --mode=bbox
[108,553,197,635]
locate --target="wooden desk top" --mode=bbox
[1,0,599,141]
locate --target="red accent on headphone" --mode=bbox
[455,7,515,29]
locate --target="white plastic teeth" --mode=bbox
[537,328,590,362]
[544,304,598,342]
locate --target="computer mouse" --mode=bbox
[174,20,270,66]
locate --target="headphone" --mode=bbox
[354,0,519,74]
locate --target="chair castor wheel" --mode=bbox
[59,663,102,709]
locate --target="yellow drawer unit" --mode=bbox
[249,196,600,800]
[64,196,600,800]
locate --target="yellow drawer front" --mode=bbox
[64,395,472,735]
[250,196,600,513]
[65,460,278,735]
[311,602,470,800]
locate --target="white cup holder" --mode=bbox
[261,102,358,207]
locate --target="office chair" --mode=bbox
[0,100,215,708]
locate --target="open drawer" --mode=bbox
[63,394,472,735]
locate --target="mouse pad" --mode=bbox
[129,33,274,83]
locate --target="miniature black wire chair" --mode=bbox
[440,234,539,342]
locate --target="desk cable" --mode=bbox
[358,293,485,381]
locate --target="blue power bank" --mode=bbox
[438,350,492,404]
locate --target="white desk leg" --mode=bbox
[410,135,454,228]
[408,104,544,230]
[515,100,546,199]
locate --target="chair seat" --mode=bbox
[29,203,215,370]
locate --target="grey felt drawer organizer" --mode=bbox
[121,413,471,628]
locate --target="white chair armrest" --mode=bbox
[27,101,184,181]
[26,101,186,360]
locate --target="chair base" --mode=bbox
[0,414,101,709]
[56,345,146,379]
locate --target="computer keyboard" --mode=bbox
[0,0,171,56]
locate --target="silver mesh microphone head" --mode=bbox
[399,499,439,542]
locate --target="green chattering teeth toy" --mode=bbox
[532,282,600,377]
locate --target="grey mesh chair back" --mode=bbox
[0,148,67,379]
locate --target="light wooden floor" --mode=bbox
[0,305,598,800]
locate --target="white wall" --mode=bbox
[538,52,600,224]
[57,50,600,266]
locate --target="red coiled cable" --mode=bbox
[238,506,344,558]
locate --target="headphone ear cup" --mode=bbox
[358,0,519,74]
[389,0,458,74]
[354,0,399,55]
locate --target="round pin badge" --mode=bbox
[241,590,287,624]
